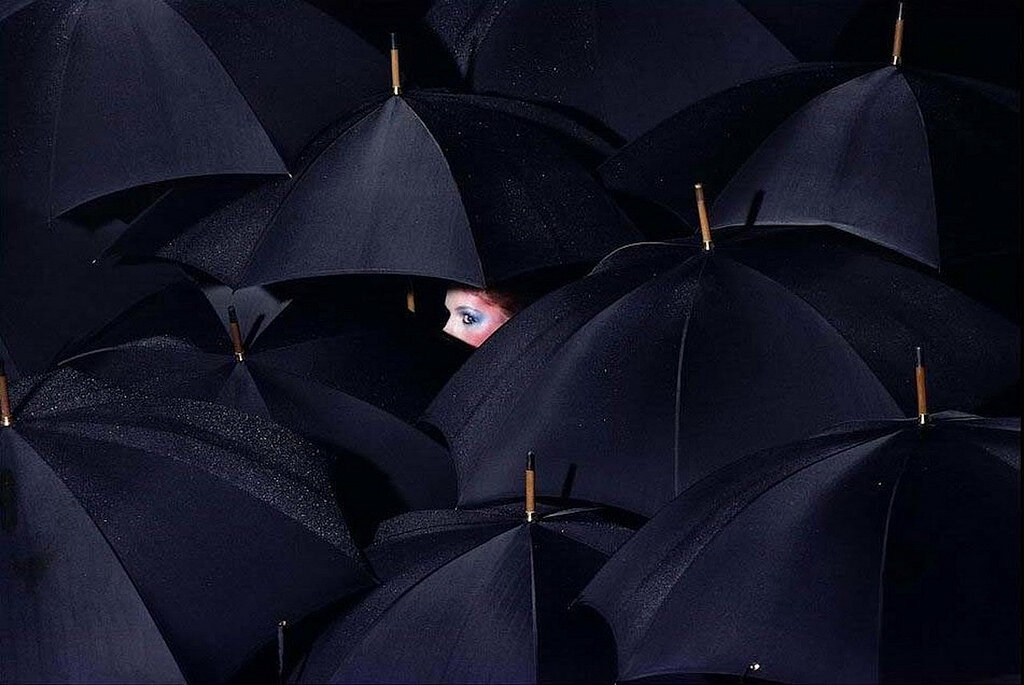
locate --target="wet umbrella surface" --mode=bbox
[61,281,467,538]
[580,412,1020,683]
[600,62,1020,315]
[0,367,373,683]
[296,502,635,684]
[426,229,1019,517]
[111,90,641,289]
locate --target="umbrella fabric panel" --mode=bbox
[580,416,1021,683]
[299,505,632,684]
[327,527,537,684]
[2,0,285,218]
[240,96,483,287]
[0,429,184,684]
[878,428,1020,680]
[680,230,1021,415]
[427,0,796,141]
[405,93,640,286]
[597,63,878,233]
[15,426,364,683]
[163,0,386,164]
[613,432,905,683]
[433,251,899,517]
[712,68,939,266]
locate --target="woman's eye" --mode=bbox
[461,312,478,325]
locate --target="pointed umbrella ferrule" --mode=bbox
[892,2,905,66]
[694,183,714,251]
[390,33,402,96]
[277,620,288,685]
[525,451,536,522]
[915,346,929,426]
[0,360,12,427]
[227,306,246,362]
[406,281,416,314]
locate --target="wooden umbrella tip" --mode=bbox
[390,32,402,95]
[914,346,928,426]
[525,451,536,522]
[0,358,12,427]
[892,2,906,66]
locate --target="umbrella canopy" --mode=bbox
[424,0,798,142]
[295,501,635,683]
[111,89,640,289]
[0,367,373,683]
[0,0,385,218]
[61,280,466,538]
[739,0,1019,86]
[425,228,1019,517]
[599,63,1020,314]
[579,412,1021,683]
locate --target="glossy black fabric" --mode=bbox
[114,91,639,288]
[425,0,796,141]
[0,0,385,216]
[601,64,1020,316]
[61,281,466,539]
[0,368,372,683]
[295,504,634,683]
[425,230,1019,517]
[579,413,1021,684]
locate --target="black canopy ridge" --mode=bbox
[892,3,906,66]
[390,32,401,95]
[227,306,245,362]
[915,346,928,425]
[695,183,713,251]
[525,451,536,522]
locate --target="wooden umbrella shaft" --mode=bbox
[229,321,245,361]
[694,184,713,250]
[390,37,401,95]
[892,4,905,65]
[915,364,928,423]
[525,468,535,521]
[0,374,11,426]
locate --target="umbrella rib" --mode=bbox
[672,256,709,497]
[401,99,486,285]
[234,102,386,285]
[157,0,288,165]
[10,429,189,680]
[45,0,87,219]
[872,442,916,683]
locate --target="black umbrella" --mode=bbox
[111,74,640,289]
[739,0,1019,86]
[599,57,1020,315]
[424,0,798,142]
[0,0,386,218]
[0,366,374,683]
[61,279,466,538]
[425,226,1019,517]
[294,457,635,684]
[579,380,1020,683]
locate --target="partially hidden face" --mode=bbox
[443,288,513,348]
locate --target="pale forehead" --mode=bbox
[445,288,495,311]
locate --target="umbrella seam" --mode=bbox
[329,524,521,680]
[672,254,709,497]
[158,0,289,165]
[619,430,899,679]
[724,255,902,411]
[10,427,190,681]
[402,97,487,285]
[45,0,87,220]
[873,437,916,683]
[234,103,386,285]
